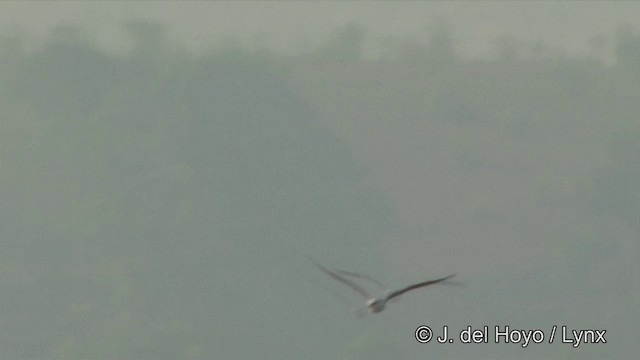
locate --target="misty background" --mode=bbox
[0,2,638,359]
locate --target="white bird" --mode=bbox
[308,257,456,316]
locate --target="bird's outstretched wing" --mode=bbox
[335,270,385,288]
[385,274,456,301]
[307,257,371,299]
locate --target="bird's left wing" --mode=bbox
[335,270,385,288]
[307,257,371,299]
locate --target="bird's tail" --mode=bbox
[352,305,368,319]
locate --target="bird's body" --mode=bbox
[308,257,455,316]
[366,298,386,313]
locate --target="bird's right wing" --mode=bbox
[307,257,371,299]
[385,274,456,301]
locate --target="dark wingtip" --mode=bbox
[441,274,457,282]
[304,255,322,268]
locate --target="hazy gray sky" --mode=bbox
[2,1,640,61]
[0,2,638,360]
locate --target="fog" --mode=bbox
[0,2,638,359]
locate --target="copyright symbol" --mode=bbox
[415,325,433,343]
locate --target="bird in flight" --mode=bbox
[308,257,456,316]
